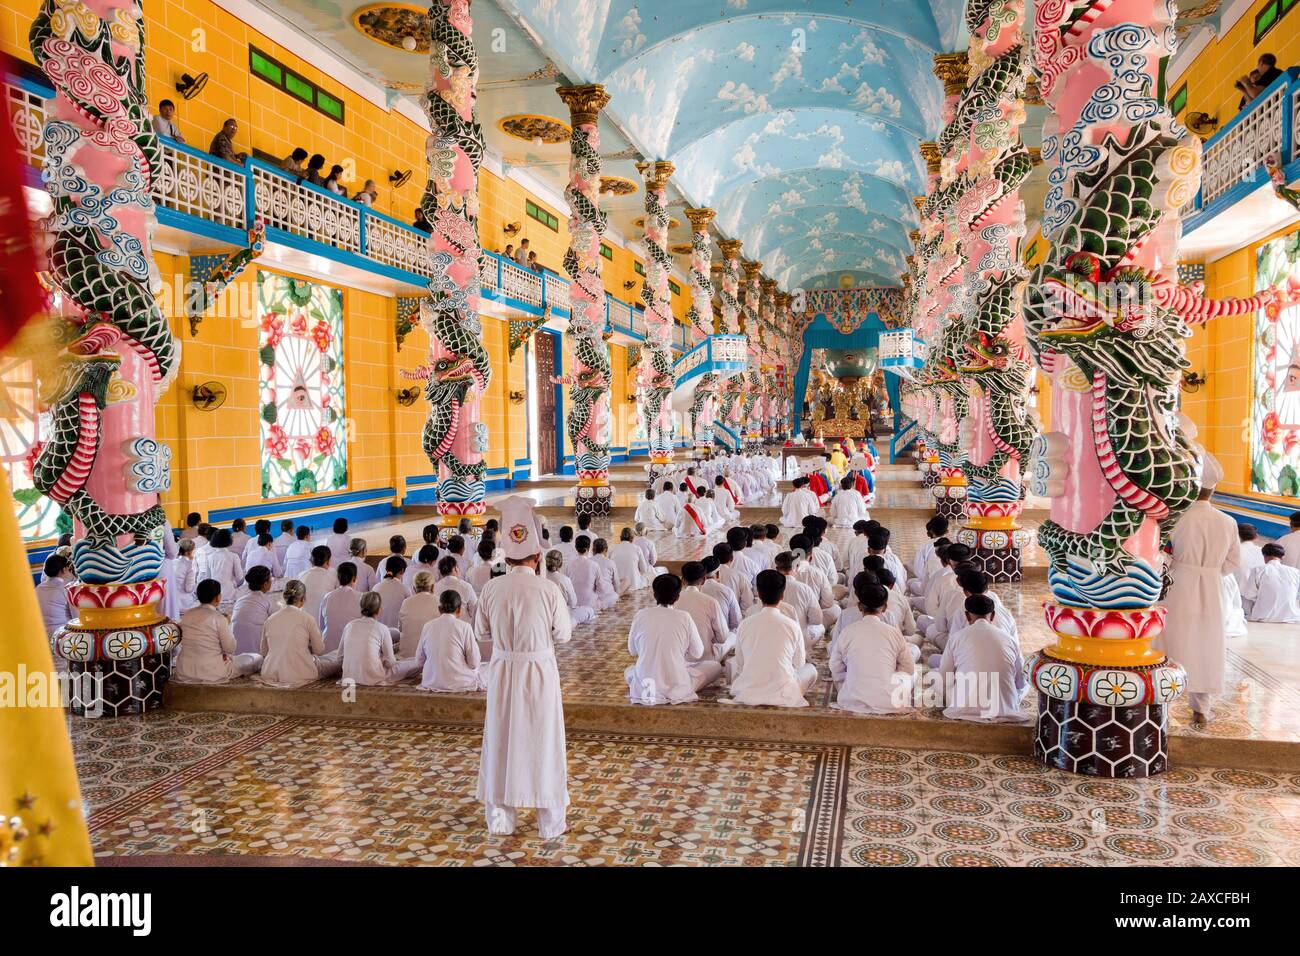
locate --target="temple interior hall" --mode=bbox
[2,0,1300,880]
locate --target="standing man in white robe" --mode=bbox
[1157,456,1240,728]
[475,496,573,839]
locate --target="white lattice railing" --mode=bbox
[1200,81,1286,207]
[251,162,361,253]
[6,81,44,167]
[154,141,247,229]
[499,258,542,306]
[543,273,571,312]
[366,213,431,277]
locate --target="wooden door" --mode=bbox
[534,331,559,475]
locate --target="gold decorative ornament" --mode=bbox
[556,84,611,126]
[919,141,941,176]
[352,4,429,54]
[498,114,572,145]
[932,52,969,98]
[599,175,638,196]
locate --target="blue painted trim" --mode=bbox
[158,207,247,247]
[262,226,426,286]
[513,457,532,467]
[549,328,566,475]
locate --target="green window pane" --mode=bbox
[250,50,282,85]
[317,92,343,120]
[285,72,313,103]
[1169,84,1187,114]
[1256,0,1280,41]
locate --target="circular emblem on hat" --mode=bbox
[509,523,529,544]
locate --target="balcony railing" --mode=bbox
[672,333,748,388]
[1183,68,1300,227]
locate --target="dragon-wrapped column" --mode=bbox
[1022,0,1204,776]
[636,161,676,482]
[716,239,746,451]
[952,0,1037,581]
[33,0,181,715]
[416,0,492,532]
[741,261,764,450]
[684,206,717,456]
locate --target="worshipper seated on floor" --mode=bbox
[726,569,819,708]
[656,481,683,527]
[298,545,337,626]
[591,538,626,598]
[789,533,839,630]
[465,538,496,593]
[908,516,949,594]
[325,517,352,567]
[553,525,579,567]
[283,525,314,580]
[200,528,245,601]
[545,549,595,624]
[830,580,917,716]
[780,476,821,528]
[936,594,1027,723]
[403,543,440,591]
[174,579,263,683]
[274,519,296,567]
[374,556,411,631]
[1242,543,1300,623]
[1279,511,1300,568]
[872,566,917,641]
[574,514,595,552]
[398,571,440,659]
[925,565,1018,656]
[433,554,477,621]
[166,538,199,620]
[569,535,617,611]
[769,550,825,647]
[417,590,487,692]
[1233,523,1265,594]
[829,475,869,528]
[36,554,74,638]
[243,532,283,581]
[753,523,780,565]
[867,529,908,591]
[320,561,364,655]
[701,555,742,630]
[340,592,421,686]
[914,543,970,631]
[635,489,667,531]
[340,538,377,593]
[712,542,754,613]
[625,573,725,705]
[255,579,341,687]
[229,517,252,558]
[633,523,667,575]
[182,511,202,540]
[727,527,762,582]
[231,565,278,655]
[673,493,712,538]
[678,561,734,662]
[714,475,740,519]
[611,527,653,591]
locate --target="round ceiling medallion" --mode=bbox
[632,216,681,230]
[669,243,693,255]
[499,114,572,145]
[353,4,429,53]
[600,176,638,196]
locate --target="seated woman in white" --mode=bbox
[464,538,497,593]
[831,580,916,715]
[633,524,668,576]
[828,475,869,528]
[231,565,279,655]
[165,537,199,621]
[591,538,627,598]
[625,573,723,704]
[1242,544,1300,623]
[402,543,440,590]
[339,537,377,593]
[174,580,263,683]
[635,489,667,531]
[937,593,1027,722]
[256,579,342,687]
[398,571,440,659]
[611,527,653,591]
[374,555,412,631]
[243,532,284,580]
[780,477,821,528]
[568,537,617,611]
[417,589,487,692]
[544,549,596,624]
[320,561,364,655]
[340,592,421,686]
[726,570,819,707]
[713,476,739,521]
[433,553,477,622]
[655,481,683,527]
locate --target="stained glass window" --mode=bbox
[1250,233,1300,498]
[0,355,67,541]
[257,272,348,499]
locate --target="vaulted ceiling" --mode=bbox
[254,0,971,290]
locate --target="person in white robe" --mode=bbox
[937,594,1027,722]
[1242,544,1300,623]
[713,543,755,613]
[727,570,819,707]
[1278,512,1300,568]
[174,580,262,682]
[1156,456,1240,725]
[373,556,412,631]
[325,518,353,568]
[831,581,916,715]
[340,592,421,686]
[402,543,440,591]
[678,562,734,661]
[568,538,615,610]
[552,527,579,568]
[828,475,869,528]
[633,525,667,575]
[789,536,840,630]
[475,496,573,838]
[465,541,497,593]
[611,528,653,591]
[780,477,821,528]
[914,543,970,633]
[433,554,477,622]
[297,546,337,627]
[201,529,245,603]
[35,555,74,638]
[228,518,252,559]
[282,527,314,581]
[673,497,711,538]
[927,567,1018,655]
[255,580,342,687]
[701,556,742,631]
[1222,572,1249,638]
[625,573,724,704]
[231,566,279,655]
[633,490,665,531]
[545,549,595,624]
[908,517,950,592]
[655,482,683,527]
[417,590,487,692]
[397,570,441,659]
[770,551,825,646]
[338,538,377,593]
[1232,524,1265,593]
[591,538,627,598]
[242,533,283,581]
[320,563,364,655]
[273,520,296,569]
[165,538,199,620]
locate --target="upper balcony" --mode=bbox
[1180,68,1300,260]
[5,73,692,352]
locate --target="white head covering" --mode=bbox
[1199,452,1224,491]
[498,495,545,560]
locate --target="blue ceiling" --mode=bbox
[498,0,967,290]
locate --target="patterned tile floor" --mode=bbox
[71,711,1300,866]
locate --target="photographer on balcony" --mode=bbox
[1235,53,1285,110]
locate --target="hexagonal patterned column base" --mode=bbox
[921,471,937,488]
[1034,694,1169,778]
[975,546,1021,582]
[64,653,174,718]
[936,498,966,521]
[575,484,613,517]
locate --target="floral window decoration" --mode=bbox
[1251,233,1300,498]
[0,355,67,540]
[257,272,348,498]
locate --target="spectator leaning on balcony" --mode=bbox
[528,250,543,273]
[1236,53,1285,109]
[513,237,531,266]
[151,99,184,143]
[280,147,308,176]
[353,180,378,205]
[413,208,432,233]
[324,164,345,195]
[303,153,326,186]
[503,243,515,261]
[209,119,248,164]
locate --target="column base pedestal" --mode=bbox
[921,471,937,488]
[936,498,966,521]
[575,484,613,517]
[64,653,174,718]
[1034,694,1169,778]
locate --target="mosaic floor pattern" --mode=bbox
[72,712,1300,866]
